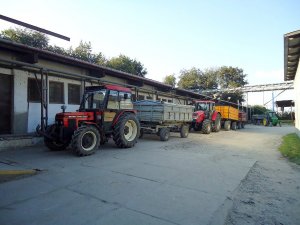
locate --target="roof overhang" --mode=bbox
[284,30,300,81]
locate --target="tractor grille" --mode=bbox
[68,119,76,129]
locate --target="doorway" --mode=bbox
[0,74,13,134]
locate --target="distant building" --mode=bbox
[284,30,300,137]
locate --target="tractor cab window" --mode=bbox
[119,92,133,109]
[81,89,106,109]
[107,90,119,109]
[268,112,275,117]
[196,103,208,111]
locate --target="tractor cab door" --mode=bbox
[103,90,133,131]
[208,102,215,111]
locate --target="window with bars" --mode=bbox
[68,84,81,105]
[28,78,41,102]
[49,81,64,104]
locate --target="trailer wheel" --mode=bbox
[44,125,69,151]
[71,125,100,156]
[159,128,170,141]
[231,122,237,130]
[180,125,189,138]
[113,113,140,148]
[202,119,211,134]
[237,122,242,129]
[224,121,231,131]
[212,114,221,132]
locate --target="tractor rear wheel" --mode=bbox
[113,113,140,148]
[44,125,69,151]
[180,125,189,138]
[71,125,100,156]
[224,121,231,131]
[231,122,237,130]
[212,114,221,132]
[202,119,211,134]
[159,128,170,141]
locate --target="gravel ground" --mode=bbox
[0,124,299,225]
[218,125,300,225]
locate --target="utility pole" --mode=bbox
[272,91,275,111]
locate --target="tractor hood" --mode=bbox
[55,112,94,120]
[192,110,205,119]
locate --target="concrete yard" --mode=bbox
[0,125,299,225]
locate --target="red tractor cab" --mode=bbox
[43,84,140,156]
[191,100,221,134]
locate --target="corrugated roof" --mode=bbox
[284,30,300,81]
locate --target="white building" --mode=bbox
[0,38,203,135]
[284,30,300,137]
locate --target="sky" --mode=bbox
[0,0,299,109]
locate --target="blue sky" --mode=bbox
[1,0,299,107]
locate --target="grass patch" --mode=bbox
[279,133,300,165]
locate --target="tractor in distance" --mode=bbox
[263,111,280,126]
[191,100,221,134]
[252,110,280,126]
[42,85,140,156]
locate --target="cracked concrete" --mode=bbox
[0,125,298,225]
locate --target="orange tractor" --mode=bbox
[191,100,221,134]
[42,85,140,156]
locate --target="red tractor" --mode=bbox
[191,100,221,134]
[42,85,140,156]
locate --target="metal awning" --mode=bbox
[275,100,295,108]
[284,30,300,81]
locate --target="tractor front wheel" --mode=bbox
[202,119,211,134]
[44,125,69,151]
[212,114,221,132]
[71,126,100,156]
[113,113,140,148]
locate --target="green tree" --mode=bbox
[217,66,248,88]
[215,66,248,104]
[1,28,49,49]
[106,54,147,77]
[177,67,218,90]
[252,105,268,115]
[163,74,176,87]
[68,41,106,65]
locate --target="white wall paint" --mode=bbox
[294,61,300,137]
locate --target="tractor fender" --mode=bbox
[112,110,137,126]
[211,111,220,121]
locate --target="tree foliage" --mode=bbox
[1,28,49,49]
[252,105,268,115]
[177,66,248,103]
[163,74,176,87]
[177,67,218,90]
[106,54,147,77]
[1,28,147,76]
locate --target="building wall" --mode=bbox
[0,50,194,135]
[294,60,300,137]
